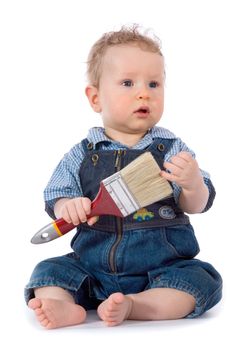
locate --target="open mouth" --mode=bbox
[134,106,150,114]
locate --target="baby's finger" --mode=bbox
[67,200,81,225]
[176,151,193,162]
[87,216,99,226]
[160,170,178,183]
[163,161,182,177]
[61,205,73,224]
[74,199,88,223]
[168,155,189,170]
[81,197,92,216]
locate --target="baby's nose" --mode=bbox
[136,85,150,100]
[138,94,149,100]
[137,93,149,100]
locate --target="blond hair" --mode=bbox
[86,24,163,87]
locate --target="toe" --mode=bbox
[34,307,43,316]
[28,298,42,310]
[37,313,46,322]
[41,318,50,328]
[111,292,125,304]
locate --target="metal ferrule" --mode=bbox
[103,173,140,216]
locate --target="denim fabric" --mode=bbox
[25,136,221,317]
[79,138,191,231]
[25,224,222,317]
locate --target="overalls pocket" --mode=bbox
[163,224,200,258]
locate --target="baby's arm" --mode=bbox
[54,197,99,226]
[161,151,209,213]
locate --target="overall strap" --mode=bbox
[81,137,113,153]
[81,138,95,153]
[147,137,176,167]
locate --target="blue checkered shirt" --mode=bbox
[44,126,211,218]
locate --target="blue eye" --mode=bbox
[149,81,158,88]
[122,80,133,87]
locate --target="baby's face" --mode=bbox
[93,44,164,140]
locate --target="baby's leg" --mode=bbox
[128,288,195,320]
[28,286,86,329]
[97,288,195,326]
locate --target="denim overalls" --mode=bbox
[25,138,222,317]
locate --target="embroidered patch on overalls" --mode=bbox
[133,208,155,222]
[159,206,176,219]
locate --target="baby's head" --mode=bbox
[87,24,163,88]
[85,25,165,145]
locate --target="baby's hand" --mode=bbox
[161,151,203,191]
[59,197,99,226]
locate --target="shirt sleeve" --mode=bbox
[43,143,85,219]
[164,138,216,212]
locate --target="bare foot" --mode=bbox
[28,298,86,329]
[97,292,133,326]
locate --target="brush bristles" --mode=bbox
[120,152,173,207]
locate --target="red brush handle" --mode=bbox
[54,218,75,235]
[55,183,123,235]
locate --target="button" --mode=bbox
[87,142,93,150]
[91,154,99,165]
[157,143,165,152]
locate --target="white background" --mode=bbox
[0,0,232,349]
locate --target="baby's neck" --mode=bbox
[104,128,147,148]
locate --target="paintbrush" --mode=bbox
[31,152,173,244]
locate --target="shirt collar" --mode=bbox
[87,127,113,147]
[86,126,175,149]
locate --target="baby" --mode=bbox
[25,25,222,328]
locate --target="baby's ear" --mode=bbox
[85,85,102,113]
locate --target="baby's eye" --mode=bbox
[149,81,158,88]
[122,80,133,87]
